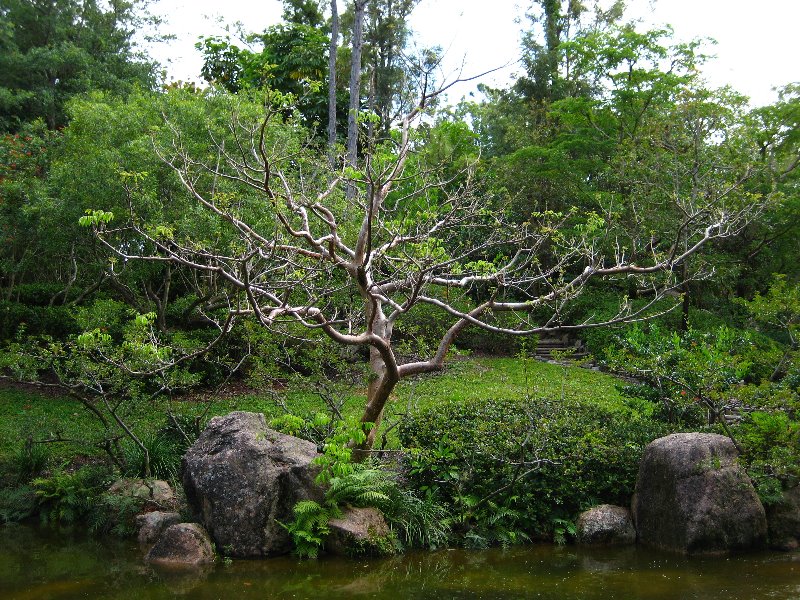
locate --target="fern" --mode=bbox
[32,465,110,525]
[0,485,37,523]
[328,468,393,507]
[280,500,339,559]
[280,417,451,557]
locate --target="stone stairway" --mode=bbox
[534,333,588,361]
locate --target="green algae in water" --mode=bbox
[1,525,799,599]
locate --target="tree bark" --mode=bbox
[352,348,399,460]
[327,0,339,167]
[346,0,368,168]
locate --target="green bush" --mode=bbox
[399,395,671,543]
[120,433,184,481]
[735,411,800,504]
[6,439,50,484]
[0,484,37,523]
[0,301,77,339]
[32,465,112,525]
[88,491,146,537]
[9,283,68,306]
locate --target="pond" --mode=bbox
[1,524,799,599]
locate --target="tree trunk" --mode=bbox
[353,347,399,461]
[327,0,339,167]
[346,0,368,168]
[680,262,690,332]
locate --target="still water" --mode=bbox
[1,524,799,599]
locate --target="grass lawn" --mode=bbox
[0,357,641,462]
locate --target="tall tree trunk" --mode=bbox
[327,0,339,167]
[346,0,368,168]
[542,0,562,100]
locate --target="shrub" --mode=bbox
[32,465,112,525]
[120,433,184,481]
[399,395,671,543]
[735,411,800,504]
[0,485,37,523]
[7,439,50,484]
[0,301,77,339]
[87,491,146,537]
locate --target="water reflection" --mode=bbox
[1,524,799,600]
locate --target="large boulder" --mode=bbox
[576,504,635,546]
[182,411,324,557]
[632,433,767,555]
[766,486,800,551]
[326,507,397,557]
[145,523,216,566]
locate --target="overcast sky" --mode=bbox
[146,0,800,107]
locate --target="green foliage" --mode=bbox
[0,484,37,523]
[400,393,670,543]
[0,0,157,130]
[607,324,781,425]
[282,500,334,559]
[277,411,447,556]
[87,491,146,537]
[735,411,800,505]
[197,23,336,133]
[276,411,379,481]
[740,275,800,330]
[0,302,77,340]
[0,302,214,471]
[7,439,50,484]
[327,467,392,507]
[32,465,111,525]
[120,433,183,482]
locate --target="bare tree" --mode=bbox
[84,62,765,456]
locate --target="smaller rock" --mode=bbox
[326,507,397,557]
[108,479,177,510]
[577,504,636,546]
[136,511,182,545]
[766,486,800,551]
[146,523,216,566]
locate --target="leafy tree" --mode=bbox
[739,275,800,381]
[0,0,158,131]
[362,0,419,136]
[281,0,326,28]
[469,19,794,327]
[198,24,331,127]
[515,0,624,103]
[0,122,60,301]
[78,68,764,454]
[720,84,800,297]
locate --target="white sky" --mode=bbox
[146,0,800,107]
